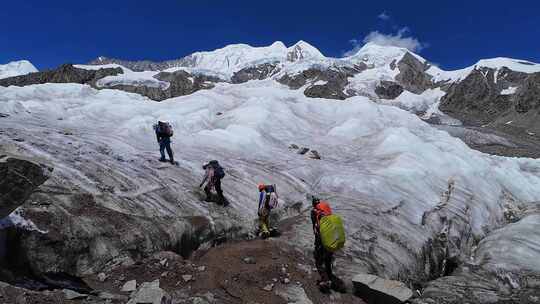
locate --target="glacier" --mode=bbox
[1,40,540,303]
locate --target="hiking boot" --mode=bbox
[330,277,347,293]
[317,280,331,294]
[159,158,167,162]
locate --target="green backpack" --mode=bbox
[319,214,346,252]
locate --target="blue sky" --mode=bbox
[1,0,539,70]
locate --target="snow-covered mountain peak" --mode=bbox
[345,42,420,67]
[286,40,325,61]
[0,60,38,79]
[183,41,290,76]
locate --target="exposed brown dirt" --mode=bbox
[84,236,363,304]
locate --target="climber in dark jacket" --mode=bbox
[200,160,227,206]
[154,121,174,164]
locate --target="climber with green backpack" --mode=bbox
[310,196,346,293]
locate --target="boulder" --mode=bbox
[182,274,193,282]
[352,274,412,304]
[275,285,313,304]
[297,148,310,155]
[307,150,321,160]
[122,279,137,292]
[97,272,108,282]
[63,289,88,300]
[262,283,274,291]
[128,280,171,304]
[0,156,51,218]
[243,257,256,264]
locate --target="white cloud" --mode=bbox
[378,12,390,21]
[343,27,426,56]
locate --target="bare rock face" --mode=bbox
[0,155,51,219]
[231,63,280,84]
[439,68,514,125]
[395,52,433,94]
[514,72,540,113]
[0,64,122,88]
[439,67,540,140]
[375,81,404,99]
[14,199,217,277]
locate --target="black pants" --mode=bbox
[314,239,333,282]
[204,178,224,199]
[159,138,174,162]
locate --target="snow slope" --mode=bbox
[0,60,38,79]
[1,80,540,283]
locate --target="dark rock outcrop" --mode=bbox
[231,63,280,84]
[0,63,221,102]
[277,65,366,100]
[0,64,122,88]
[106,70,221,101]
[89,56,174,72]
[395,52,433,94]
[375,81,404,99]
[0,156,51,219]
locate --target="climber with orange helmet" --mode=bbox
[257,183,279,238]
[311,196,346,293]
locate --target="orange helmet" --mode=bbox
[258,183,265,191]
[315,201,332,216]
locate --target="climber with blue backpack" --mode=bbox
[257,183,279,239]
[153,121,176,165]
[311,196,346,293]
[200,160,228,206]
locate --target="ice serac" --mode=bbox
[0,60,38,79]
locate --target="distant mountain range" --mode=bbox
[2,41,540,139]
